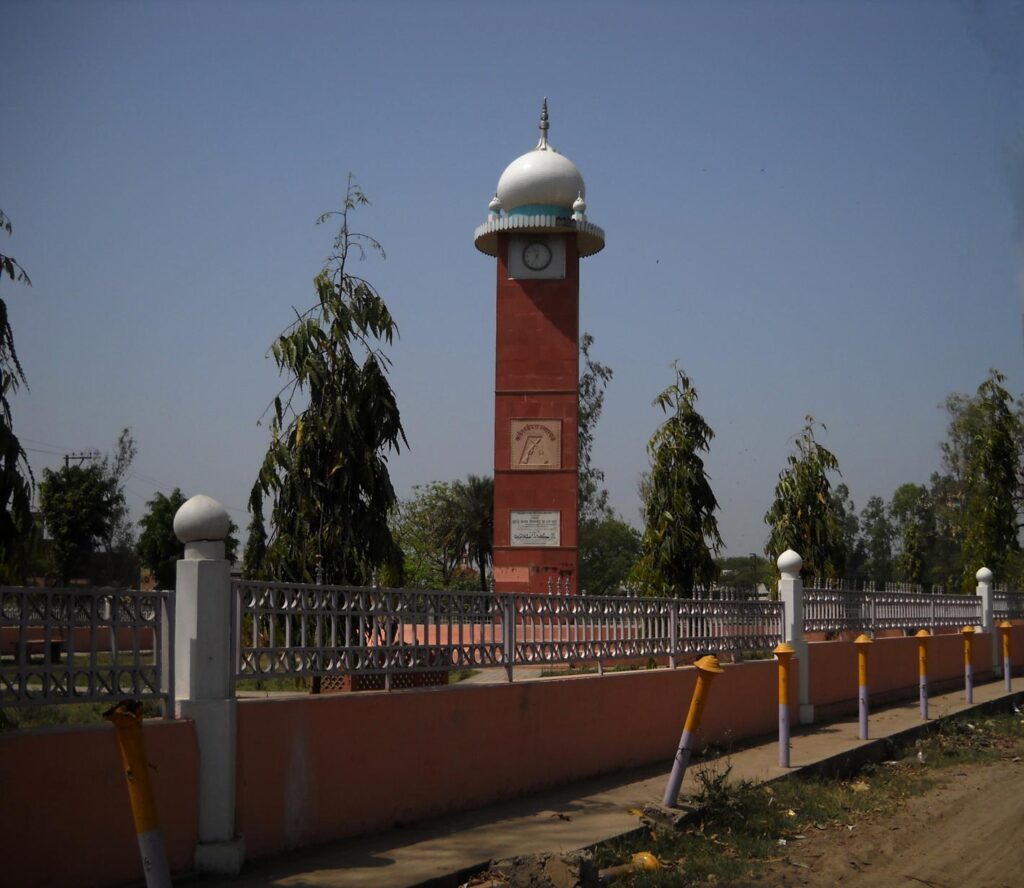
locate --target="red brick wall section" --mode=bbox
[0,719,199,888]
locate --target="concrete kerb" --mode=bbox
[407,687,1023,888]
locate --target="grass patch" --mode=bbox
[595,711,1024,886]
[449,668,481,684]
[0,700,164,732]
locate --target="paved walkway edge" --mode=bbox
[408,687,1023,888]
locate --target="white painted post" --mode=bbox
[976,567,998,674]
[777,549,814,725]
[173,495,245,875]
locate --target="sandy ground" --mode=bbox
[742,753,1024,888]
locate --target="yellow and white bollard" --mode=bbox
[962,625,975,704]
[916,629,930,720]
[104,700,172,888]
[774,642,794,767]
[854,634,872,740]
[662,655,724,807]
[1000,620,1012,693]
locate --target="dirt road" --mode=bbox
[748,754,1024,888]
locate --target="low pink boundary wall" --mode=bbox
[236,658,796,860]
[807,630,1012,717]
[0,719,199,888]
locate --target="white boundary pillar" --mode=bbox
[173,495,244,874]
[777,549,814,725]
[975,566,998,673]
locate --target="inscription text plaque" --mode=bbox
[510,510,561,547]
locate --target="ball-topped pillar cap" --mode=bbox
[976,566,993,584]
[174,495,230,563]
[777,549,803,579]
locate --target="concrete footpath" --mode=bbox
[190,676,1024,888]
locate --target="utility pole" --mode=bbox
[64,450,97,468]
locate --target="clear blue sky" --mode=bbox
[2,0,1023,558]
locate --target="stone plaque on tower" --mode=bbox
[474,100,605,594]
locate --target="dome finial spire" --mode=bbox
[536,97,549,150]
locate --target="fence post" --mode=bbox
[975,566,997,673]
[854,634,872,740]
[916,629,930,720]
[1000,620,1012,692]
[962,625,975,704]
[777,549,813,725]
[173,495,244,875]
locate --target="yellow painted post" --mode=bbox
[774,643,794,767]
[916,629,930,720]
[104,700,172,888]
[1000,620,1012,693]
[662,655,724,807]
[962,625,975,703]
[854,634,872,740]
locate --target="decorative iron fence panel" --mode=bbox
[994,591,1024,621]
[0,586,173,710]
[234,581,785,684]
[804,588,981,634]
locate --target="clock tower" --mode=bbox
[474,101,605,594]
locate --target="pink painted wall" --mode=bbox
[235,658,794,860]
[808,632,994,710]
[0,719,199,888]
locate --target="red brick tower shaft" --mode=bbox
[492,233,580,594]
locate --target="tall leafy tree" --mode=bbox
[578,332,613,524]
[631,364,722,596]
[764,417,844,579]
[890,482,933,587]
[0,210,33,581]
[38,430,136,585]
[859,495,894,586]
[831,483,863,583]
[939,369,1021,587]
[248,178,406,585]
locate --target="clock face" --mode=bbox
[522,241,552,271]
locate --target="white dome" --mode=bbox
[496,147,585,213]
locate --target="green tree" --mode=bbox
[0,210,34,581]
[890,482,933,588]
[631,364,722,596]
[137,487,239,588]
[716,554,773,592]
[579,514,640,595]
[578,332,613,524]
[940,370,1022,587]
[831,483,863,583]
[764,417,844,579]
[450,474,494,591]
[38,429,137,586]
[859,495,894,586]
[137,488,187,589]
[392,481,465,589]
[248,178,406,585]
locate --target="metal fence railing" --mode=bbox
[995,591,1024,622]
[0,586,173,711]
[233,580,786,685]
[803,588,982,634]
